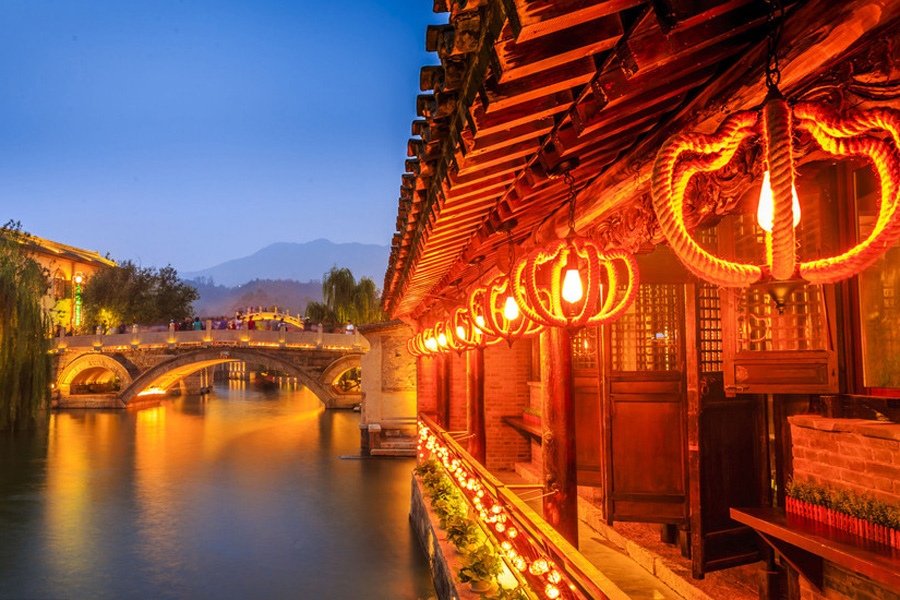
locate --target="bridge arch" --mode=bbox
[58,353,134,396]
[118,347,361,408]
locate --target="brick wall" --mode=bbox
[448,352,468,432]
[790,416,900,504]
[417,355,437,416]
[790,415,900,600]
[484,339,531,471]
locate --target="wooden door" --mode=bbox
[572,327,602,487]
[687,283,766,577]
[602,283,688,525]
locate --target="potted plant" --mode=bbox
[458,543,501,593]
[444,512,480,550]
[522,406,541,428]
[483,585,529,600]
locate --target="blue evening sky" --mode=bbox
[0,1,445,272]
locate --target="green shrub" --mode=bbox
[445,512,480,549]
[786,478,900,531]
[458,543,501,584]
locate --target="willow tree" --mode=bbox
[0,225,52,432]
[305,266,384,325]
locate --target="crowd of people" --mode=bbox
[57,306,357,336]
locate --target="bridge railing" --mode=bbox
[53,329,369,352]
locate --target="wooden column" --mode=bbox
[543,328,579,546]
[436,353,450,429]
[467,347,486,463]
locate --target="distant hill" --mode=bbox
[188,278,324,318]
[182,239,389,288]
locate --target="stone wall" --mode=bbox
[359,321,417,455]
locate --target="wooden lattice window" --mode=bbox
[731,213,826,352]
[571,327,598,371]
[699,283,723,372]
[611,283,680,371]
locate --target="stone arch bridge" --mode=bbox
[53,329,367,409]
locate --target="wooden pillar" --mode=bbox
[467,347,486,463]
[543,328,579,545]
[436,354,450,428]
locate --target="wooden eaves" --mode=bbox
[383,0,900,324]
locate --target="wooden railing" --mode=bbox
[53,328,368,353]
[418,413,629,600]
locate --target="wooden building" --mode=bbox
[7,231,115,334]
[386,1,900,599]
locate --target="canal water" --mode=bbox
[0,383,436,599]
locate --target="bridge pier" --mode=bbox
[179,370,210,396]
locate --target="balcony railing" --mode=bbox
[418,413,628,600]
[53,326,368,353]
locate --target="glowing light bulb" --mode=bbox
[474,315,485,330]
[530,559,549,576]
[545,584,560,599]
[548,570,561,584]
[562,268,583,303]
[425,337,438,351]
[503,296,519,320]
[437,333,447,346]
[456,325,465,339]
[757,171,801,232]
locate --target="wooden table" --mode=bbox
[730,507,900,594]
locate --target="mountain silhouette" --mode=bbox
[182,239,389,287]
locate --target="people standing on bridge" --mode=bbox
[345,320,354,334]
[248,316,255,331]
[192,317,202,331]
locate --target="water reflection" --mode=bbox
[0,384,435,600]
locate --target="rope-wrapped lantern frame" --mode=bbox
[511,237,639,330]
[652,95,900,287]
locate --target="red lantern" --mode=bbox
[448,307,501,350]
[468,274,543,344]
[512,236,639,329]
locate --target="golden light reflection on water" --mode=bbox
[44,412,122,582]
[8,383,433,600]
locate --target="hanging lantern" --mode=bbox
[652,94,900,288]
[511,163,639,329]
[468,274,543,344]
[652,6,900,293]
[512,237,639,330]
[449,307,501,350]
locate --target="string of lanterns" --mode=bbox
[407,242,639,356]
[419,422,580,600]
[408,166,640,356]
